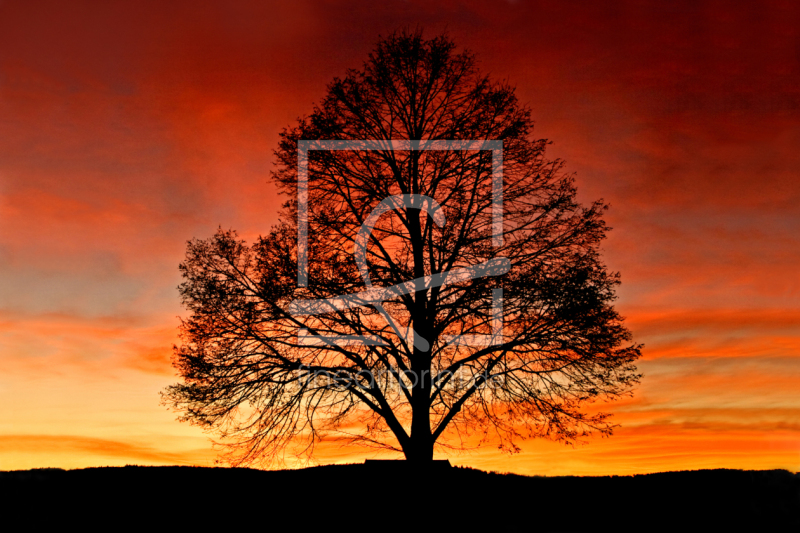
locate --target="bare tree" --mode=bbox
[162,29,642,466]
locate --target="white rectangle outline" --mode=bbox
[296,139,503,287]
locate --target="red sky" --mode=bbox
[1,0,798,474]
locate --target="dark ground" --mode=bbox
[1,464,798,531]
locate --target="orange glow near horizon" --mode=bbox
[1,0,798,475]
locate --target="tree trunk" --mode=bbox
[404,180,434,463]
[404,434,434,462]
[405,377,434,462]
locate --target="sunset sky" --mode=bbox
[1,0,798,475]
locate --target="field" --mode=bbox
[2,464,797,531]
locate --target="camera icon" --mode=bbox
[290,139,506,349]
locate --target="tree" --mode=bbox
[162,29,642,466]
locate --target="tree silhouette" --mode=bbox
[162,29,642,466]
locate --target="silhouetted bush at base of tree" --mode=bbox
[1,465,797,531]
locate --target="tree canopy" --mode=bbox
[162,29,642,466]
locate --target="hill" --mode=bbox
[1,464,797,531]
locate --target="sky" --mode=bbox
[0,0,798,475]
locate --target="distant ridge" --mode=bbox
[2,465,797,531]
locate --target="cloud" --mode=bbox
[0,434,214,469]
[0,310,178,376]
